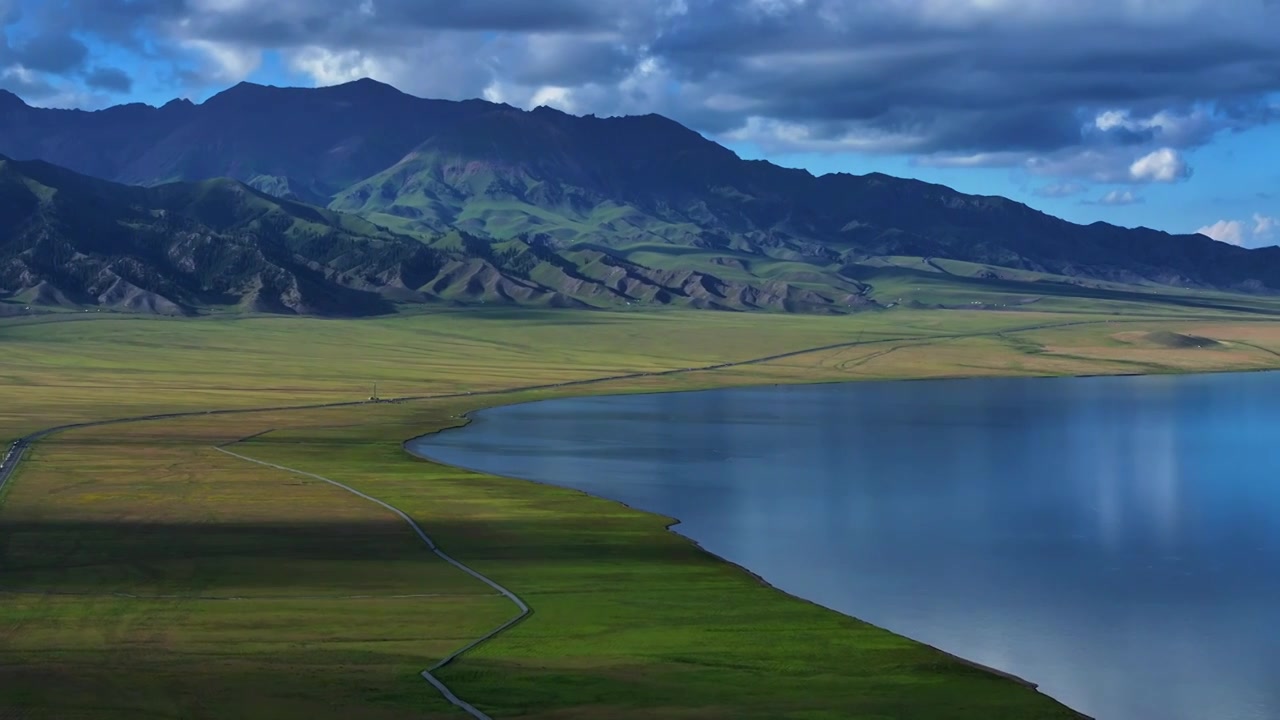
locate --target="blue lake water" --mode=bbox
[409,373,1280,720]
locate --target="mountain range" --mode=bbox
[1,78,1275,316]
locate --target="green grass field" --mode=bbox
[5,305,1280,718]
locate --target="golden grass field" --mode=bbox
[4,306,1280,718]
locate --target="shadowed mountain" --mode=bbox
[0,80,484,206]
[2,79,1279,316]
[0,156,449,315]
[0,156,867,315]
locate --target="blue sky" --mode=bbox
[729,119,1280,236]
[2,1,1278,245]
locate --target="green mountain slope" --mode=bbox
[0,156,875,315]
[0,156,442,315]
[4,79,1280,316]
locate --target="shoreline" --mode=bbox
[16,326,1279,717]
[8,310,1280,718]
[402,382,1116,719]
[409,361,1280,429]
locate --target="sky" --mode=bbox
[1,0,1278,246]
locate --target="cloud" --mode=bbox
[1034,182,1087,198]
[1128,148,1190,183]
[8,32,89,73]
[1092,189,1143,206]
[1,0,1279,185]
[1198,214,1279,247]
[528,85,578,113]
[1198,220,1247,245]
[286,36,495,101]
[83,66,132,93]
[0,64,95,107]
[288,47,384,87]
[0,63,57,99]
[181,38,262,83]
[1254,213,1277,237]
[1089,108,1221,149]
[923,145,1192,185]
[727,116,930,154]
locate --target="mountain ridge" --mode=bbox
[1,79,1278,317]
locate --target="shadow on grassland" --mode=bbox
[0,515,712,595]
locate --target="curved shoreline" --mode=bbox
[2,334,1000,716]
[403,401,1095,718]
[10,317,1275,717]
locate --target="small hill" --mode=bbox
[1142,331,1223,349]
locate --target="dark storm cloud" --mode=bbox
[84,65,132,92]
[8,31,88,73]
[4,0,1280,179]
[383,1,613,32]
[646,3,1280,155]
[493,34,637,88]
[57,0,621,46]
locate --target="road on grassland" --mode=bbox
[0,314,1241,717]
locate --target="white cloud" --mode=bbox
[1197,219,1246,245]
[916,151,1026,169]
[1,64,40,85]
[478,52,677,120]
[1097,189,1142,206]
[182,38,261,82]
[288,47,384,86]
[1033,182,1087,198]
[1091,108,1218,148]
[1128,148,1189,183]
[1094,110,1129,132]
[725,116,929,154]
[1254,213,1277,238]
[285,34,494,100]
[1197,215,1278,247]
[920,145,1196,185]
[529,85,577,113]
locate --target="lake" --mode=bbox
[408,373,1280,720]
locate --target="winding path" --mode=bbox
[0,314,1246,716]
[215,444,529,720]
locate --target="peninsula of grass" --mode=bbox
[5,306,1280,718]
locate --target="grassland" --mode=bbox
[5,305,1280,718]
